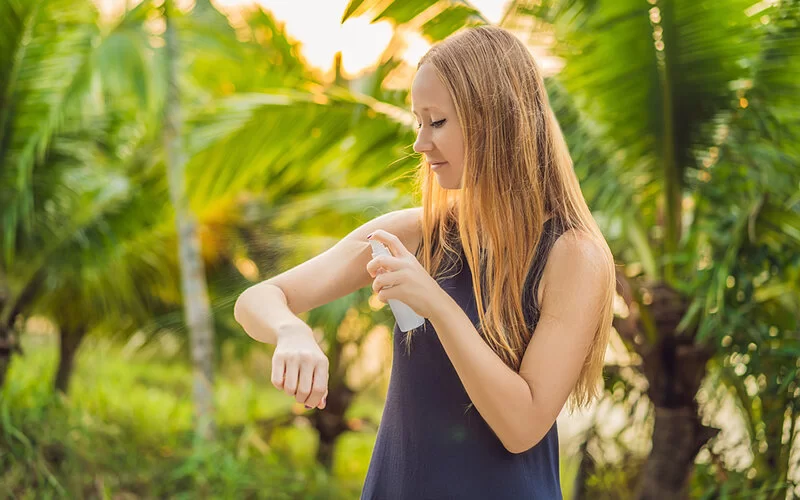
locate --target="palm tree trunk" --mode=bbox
[637,405,718,499]
[0,326,14,388]
[312,382,356,470]
[55,325,87,393]
[571,428,596,500]
[0,272,43,388]
[615,275,720,498]
[163,0,216,441]
[634,283,719,499]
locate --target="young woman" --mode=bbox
[234,25,615,499]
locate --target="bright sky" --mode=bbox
[94,1,556,80]
[212,0,512,76]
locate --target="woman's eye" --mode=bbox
[416,119,446,129]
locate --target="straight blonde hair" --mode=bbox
[408,25,615,413]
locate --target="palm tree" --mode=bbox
[0,0,192,396]
[0,0,109,386]
[193,32,426,467]
[162,0,217,441]
[0,0,431,467]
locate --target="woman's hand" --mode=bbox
[366,229,447,320]
[271,323,328,410]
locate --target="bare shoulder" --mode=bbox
[539,229,611,302]
[357,206,422,256]
[392,206,423,255]
[342,205,422,258]
[551,229,608,266]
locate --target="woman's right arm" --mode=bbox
[233,207,422,409]
[233,207,422,344]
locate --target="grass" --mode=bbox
[1,331,378,498]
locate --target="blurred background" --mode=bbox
[1,0,799,498]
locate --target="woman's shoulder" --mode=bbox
[538,228,612,303]
[548,229,609,272]
[391,206,424,256]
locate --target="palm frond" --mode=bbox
[0,0,100,261]
[342,0,487,40]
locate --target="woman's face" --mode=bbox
[411,64,465,190]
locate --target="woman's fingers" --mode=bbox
[367,256,389,277]
[271,337,329,410]
[372,270,400,294]
[296,358,314,405]
[271,355,286,390]
[319,388,328,410]
[310,363,329,409]
[283,358,300,397]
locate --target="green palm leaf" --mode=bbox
[0,0,99,259]
[342,0,488,41]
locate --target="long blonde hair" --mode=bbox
[408,25,615,413]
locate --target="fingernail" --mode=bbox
[305,404,312,409]
[367,233,373,239]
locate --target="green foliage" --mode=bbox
[341,0,487,40]
[0,0,422,377]
[0,334,375,498]
[691,462,796,500]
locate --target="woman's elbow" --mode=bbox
[233,287,254,326]
[505,428,547,454]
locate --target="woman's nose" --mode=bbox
[413,134,432,153]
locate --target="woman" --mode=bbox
[235,25,615,499]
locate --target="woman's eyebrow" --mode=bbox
[411,105,441,115]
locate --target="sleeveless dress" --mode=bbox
[360,217,565,500]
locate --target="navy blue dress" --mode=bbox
[360,218,565,499]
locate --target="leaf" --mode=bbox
[342,0,369,23]
[375,0,438,25]
[421,4,484,41]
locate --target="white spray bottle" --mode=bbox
[370,240,426,332]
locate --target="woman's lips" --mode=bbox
[430,162,448,170]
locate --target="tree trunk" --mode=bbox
[312,383,356,470]
[0,273,42,389]
[634,283,719,499]
[0,326,15,388]
[55,325,87,394]
[163,0,216,441]
[571,429,596,500]
[637,405,719,499]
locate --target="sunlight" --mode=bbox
[96,0,517,77]
[215,0,394,77]
[213,0,511,75]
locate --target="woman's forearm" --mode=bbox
[234,283,309,345]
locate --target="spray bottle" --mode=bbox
[369,240,426,332]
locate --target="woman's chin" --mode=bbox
[432,167,462,189]
[435,178,462,190]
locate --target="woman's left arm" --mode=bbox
[365,229,611,454]
[428,233,611,454]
